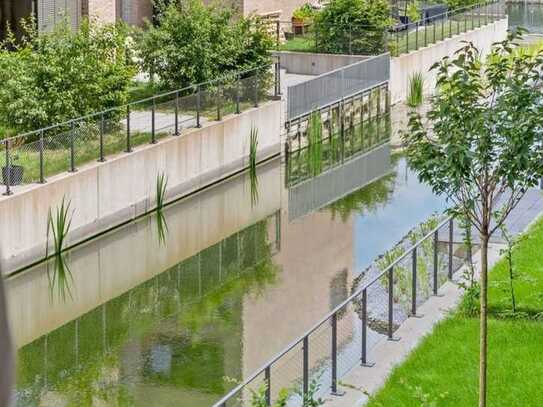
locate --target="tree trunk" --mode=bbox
[479,233,489,407]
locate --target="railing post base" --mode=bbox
[387,336,401,342]
[331,390,346,397]
[408,313,425,319]
[361,361,375,368]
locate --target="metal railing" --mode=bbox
[271,1,505,57]
[286,54,390,120]
[212,216,473,407]
[389,1,505,56]
[0,61,281,196]
[286,82,391,187]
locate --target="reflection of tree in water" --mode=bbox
[16,214,281,407]
[325,153,402,223]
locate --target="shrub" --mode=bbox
[137,0,273,90]
[314,0,392,55]
[0,18,136,135]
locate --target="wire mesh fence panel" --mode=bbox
[0,141,6,188]
[415,240,435,308]
[392,253,413,325]
[366,277,390,344]
[308,320,332,399]
[435,222,451,290]
[336,302,363,377]
[127,100,153,147]
[101,110,127,158]
[8,136,43,185]
[43,127,72,180]
[73,120,101,169]
[177,91,199,130]
[154,93,178,138]
[269,341,304,405]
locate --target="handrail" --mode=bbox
[2,61,276,143]
[212,214,453,407]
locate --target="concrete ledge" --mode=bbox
[390,17,508,104]
[274,50,369,75]
[0,101,281,275]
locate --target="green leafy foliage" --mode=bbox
[293,4,318,22]
[137,0,273,90]
[0,18,136,135]
[314,0,392,54]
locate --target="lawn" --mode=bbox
[367,215,543,407]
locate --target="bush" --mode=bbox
[0,18,136,135]
[137,0,274,90]
[314,0,392,55]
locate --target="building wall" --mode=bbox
[88,0,117,23]
[242,0,309,20]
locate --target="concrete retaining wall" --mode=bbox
[0,101,281,275]
[390,18,509,104]
[275,51,369,75]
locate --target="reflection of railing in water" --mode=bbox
[285,82,391,188]
[288,143,392,221]
[16,211,281,406]
[213,217,475,407]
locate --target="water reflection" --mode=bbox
[507,3,543,34]
[8,145,447,407]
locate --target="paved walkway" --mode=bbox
[322,188,543,407]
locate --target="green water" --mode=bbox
[9,148,446,407]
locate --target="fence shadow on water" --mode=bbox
[213,216,475,407]
[0,62,280,196]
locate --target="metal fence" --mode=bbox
[271,1,505,58]
[0,61,281,196]
[389,1,505,56]
[288,143,391,221]
[286,82,390,187]
[287,54,390,120]
[212,216,473,407]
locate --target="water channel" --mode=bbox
[6,142,447,407]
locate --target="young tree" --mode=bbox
[403,31,543,407]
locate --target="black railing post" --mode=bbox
[235,80,241,114]
[424,22,427,47]
[340,99,345,162]
[253,72,259,108]
[331,312,338,394]
[3,139,12,196]
[361,288,374,367]
[126,105,132,153]
[196,85,202,128]
[303,336,309,396]
[70,121,76,172]
[274,61,280,97]
[449,11,452,36]
[388,267,400,341]
[433,230,439,295]
[99,113,105,162]
[415,23,419,50]
[39,130,45,183]
[151,98,157,144]
[174,91,179,136]
[276,20,280,50]
[448,218,454,279]
[411,247,418,316]
[265,366,271,406]
[442,11,445,40]
[216,84,222,121]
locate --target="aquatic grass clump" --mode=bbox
[249,126,259,206]
[46,196,74,302]
[155,172,169,245]
[46,196,73,257]
[406,72,424,108]
[156,171,168,211]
